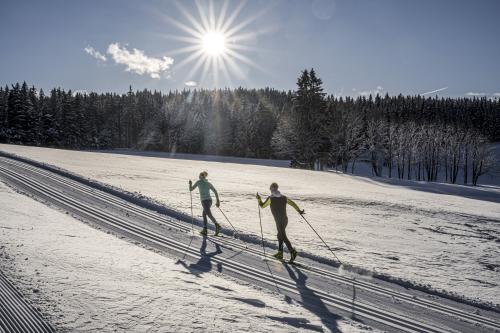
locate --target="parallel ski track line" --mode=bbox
[0,271,55,333]
[0,163,453,333]
[3,157,500,330]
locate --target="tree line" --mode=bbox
[272,69,498,185]
[0,71,498,185]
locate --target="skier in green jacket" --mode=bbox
[256,182,304,263]
[189,171,221,236]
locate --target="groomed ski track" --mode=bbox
[0,156,499,333]
[0,271,56,333]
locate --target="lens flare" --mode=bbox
[159,0,269,87]
[202,31,226,56]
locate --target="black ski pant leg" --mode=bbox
[201,199,217,227]
[202,210,208,228]
[283,234,293,252]
[276,217,292,252]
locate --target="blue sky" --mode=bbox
[1,0,499,98]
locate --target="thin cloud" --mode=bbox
[84,46,107,62]
[465,92,487,97]
[358,86,384,97]
[185,81,197,87]
[465,92,500,100]
[107,43,174,79]
[421,87,448,96]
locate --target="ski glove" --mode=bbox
[299,209,305,215]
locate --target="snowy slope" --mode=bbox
[0,181,372,333]
[1,144,499,306]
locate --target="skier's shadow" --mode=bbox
[176,236,222,277]
[283,264,341,332]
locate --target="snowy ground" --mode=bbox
[1,144,499,307]
[0,181,373,333]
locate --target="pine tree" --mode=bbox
[271,113,296,160]
[7,83,24,143]
[124,86,137,148]
[211,91,233,155]
[67,92,84,148]
[253,101,276,158]
[46,88,61,146]
[328,106,364,173]
[290,68,328,168]
[35,89,49,145]
[23,84,37,144]
[0,86,8,142]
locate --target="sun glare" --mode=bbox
[161,0,268,87]
[202,32,226,56]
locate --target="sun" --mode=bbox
[202,31,226,56]
[160,0,269,87]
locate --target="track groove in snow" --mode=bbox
[0,184,352,333]
[0,146,499,307]
[0,271,55,333]
[1,157,500,332]
[3,157,500,323]
[0,145,500,310]
[0,163,444,332]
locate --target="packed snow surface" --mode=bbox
[0,182,372,332]
[1,144,499,306]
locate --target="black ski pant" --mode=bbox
[201,199,217,227]
[276,217,293,252]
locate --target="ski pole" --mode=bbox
[257,193,283,294]
[189,186,194,235]
[217,207,238,235]
[299,214,343,265]
[181,185,195,261]
[257,194,267,258]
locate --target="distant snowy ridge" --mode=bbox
[91,148,291,168]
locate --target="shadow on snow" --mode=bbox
[280,263,358,333]
[176,236,222,277]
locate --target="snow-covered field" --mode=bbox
[0,181,373,332]
[1,144,499,307]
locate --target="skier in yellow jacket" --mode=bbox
[256,182,304,263]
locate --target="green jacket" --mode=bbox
[190,179,219,202]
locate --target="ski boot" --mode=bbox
[214,223,221,236]
[200,228,208,236]
[272,250,283,260]
[289,249,298,264]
